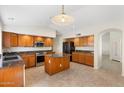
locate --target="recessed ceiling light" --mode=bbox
[8,17,15,20]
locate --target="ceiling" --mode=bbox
[0,5,123,34]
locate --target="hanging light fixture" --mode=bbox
[51,5,74,26]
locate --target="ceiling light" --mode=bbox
[51,5,74,26]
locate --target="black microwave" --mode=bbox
[35,42,44,47]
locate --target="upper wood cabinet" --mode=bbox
[44,38,53,47]
[87,35,94,46]
[3,31,54,47]
[10,33,18,47]
[74,35,94,47]
[18,34,34,47]
[2,32,18,48]
[34,36,44,43]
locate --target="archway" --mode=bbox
[95,28,123,75]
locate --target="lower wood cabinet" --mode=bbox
[20,53,36,68]
[85,53,94,66]
[72,52,94,66]
[0,64,25,87]
[72,52,79,62]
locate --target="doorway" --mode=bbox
[100,29,122,75]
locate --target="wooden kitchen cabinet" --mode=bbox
[0,64,25,87]
[78,53,85,64]
[45,55,70,75]
[2,32,11,48]
[72,52,94,67]
[62,56,70,70]
[74,38,80,46]
[44,38,53,47]
[85,53,94,66]
[34,36,44,42]
[10,33,18,47]
[20,53,36,68]
[28,53,36,67]
[2,32,18,48]
[18,34,34,47]
[87,35,94,46]
[73,35,94,47]
[72,52,79,62]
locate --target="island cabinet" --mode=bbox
[18,34,34,47]
[45,55,70,75]
[72,52,94,67]
[2,32,18,48]
[20,53,36,68]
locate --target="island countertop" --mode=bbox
[45,54,70,58]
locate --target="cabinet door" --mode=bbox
[44,38,53,47]
[21,56,28,68]
[87,35,94,46]
[62,56,70,70]
[10,33,18,47]
[74,38,80,46]
[72,52,79,62]
[34,36,44,42]
[28,54,36,67]
[18,35,26,47]
[26,35,34,47]
[18,35,34,47]
[78,53,85,64]
[54,58,61,73]
[2,32,11,48]
[85,53,94,66]
[82,37,88,46]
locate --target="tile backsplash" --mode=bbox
[3,47,52,53]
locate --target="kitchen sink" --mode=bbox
[4,56,18,61]
[3,54,22,63]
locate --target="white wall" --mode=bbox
[110,31,122,61]
[102,32,110,56]
[53,34,63,53]
[3,25,56,38]
[0,22,2,67]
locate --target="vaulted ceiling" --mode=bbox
[0,5,123,35]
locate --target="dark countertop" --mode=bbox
[1,60,25,69]
[1,54,25,68]
[3,50,52,54]
[46,54,70,58]
[75,50,94,54]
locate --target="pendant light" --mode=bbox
[51,5,74,26]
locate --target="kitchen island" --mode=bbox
[45,54,70,75]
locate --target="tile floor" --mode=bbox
[25,62,124,87]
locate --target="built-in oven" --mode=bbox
[36,52,45,66]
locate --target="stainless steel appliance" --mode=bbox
[63,41,75,61]
[36,52,45,66]
[35,42,44,47]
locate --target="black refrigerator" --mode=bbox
[63,41,75,61]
